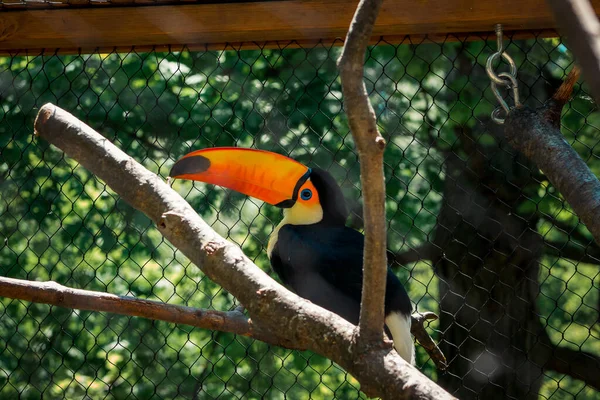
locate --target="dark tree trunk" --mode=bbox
[433,126,547,399]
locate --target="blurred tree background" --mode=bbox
[0,35,598,399]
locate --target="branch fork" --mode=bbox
[23,103,454,399]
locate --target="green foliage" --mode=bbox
[0,37,597,399]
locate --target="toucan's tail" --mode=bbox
[385,312,415,365]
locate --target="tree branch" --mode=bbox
[544,238,600,265]
[0,273,453,375]
[391,246,449,371]
[391,243,441,267]
[546,344,600,390]
[505,68,600,246]
[32,103,454,400]
[411,312,447,370]
[337,0,388,347]
[539,215,600,264]
[533,319,600,390]
[545,0,600,105]
[0,276,287,347]
[540,214,595,246]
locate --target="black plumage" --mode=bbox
[268,168,412,325]
[270,223,412,324]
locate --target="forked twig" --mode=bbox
[411,312,447,370]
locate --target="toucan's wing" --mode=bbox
[272,224,364,323]
[274,224,411,320]
[274,223,414,364]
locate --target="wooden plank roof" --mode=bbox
[1,0,599,53]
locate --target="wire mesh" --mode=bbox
[0,34,598,399]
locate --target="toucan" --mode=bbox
[170,147,414,363]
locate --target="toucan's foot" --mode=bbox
[383,337,395,348]
[203,241,222,255]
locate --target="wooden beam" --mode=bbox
[1,0,599,53]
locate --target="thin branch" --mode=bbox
[33,103,454,400]
[545,0,600,105]
[546,344,600,390]
[534,319,600,390]
[411,312,447,370]
[337,0,388,347]
[544,239,600,265]
[0,276,286,346]
[0,274,455,386]
[540,214,597,248]
[505,68,600,246]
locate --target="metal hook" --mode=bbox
[486,52,518,86]
[486,24,520,124]
[495,24,503,53]
[486,25,517,86]
[490,73,520,114]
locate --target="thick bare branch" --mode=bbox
[0,276,286,346]
[505,68,600,246]
[545,0,600,105]
[33,103,454,400]
[337,0,388,346]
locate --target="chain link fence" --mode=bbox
[0,33,598,399]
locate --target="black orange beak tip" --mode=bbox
[169,153,211,179]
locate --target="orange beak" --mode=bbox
[170,147,311,208]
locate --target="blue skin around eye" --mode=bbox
[301,189,312,200]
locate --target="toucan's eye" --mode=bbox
[300,188,312,200]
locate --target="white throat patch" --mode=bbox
[267,201,323,258]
